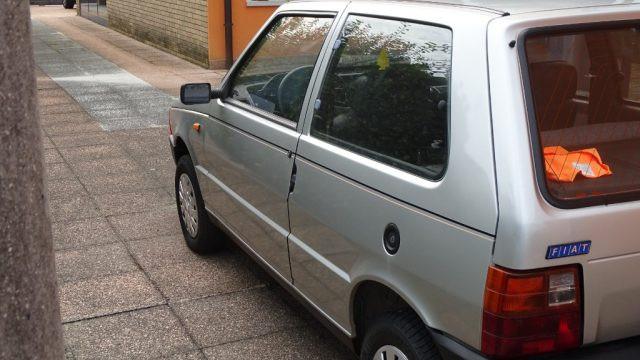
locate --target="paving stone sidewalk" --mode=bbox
[32,5,353,360]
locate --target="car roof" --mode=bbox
[295,0,640,15]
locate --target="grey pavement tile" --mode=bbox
[127,235,201,269]
[41,134,55,149]
[92,189,174,216]
[108,207,181,240]
[143,252,264,301]
[78,172,161,195]
[44,148,64,164]
[70,157,141,178]
[50,132,115,148]
[38,93,76,106]
[87,108,140,121]
[37,88,70,99]
[52,217,119,250]
[39,103,85,116]
[48,195,99,222]
[121,138,172,157]
[46,162,75,180]
[59,271,164,322]
[59,144,128,163]
[43,122,104,135]
[172,287,305,347]
[55,243,138,283]
[40,111,92,126]
[203,327,354,360]
[160,351,206,360]
[63,306,196,360]
[46,178,88,199]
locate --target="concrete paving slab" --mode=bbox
[92,189,174,216]
[126,235,204,269]
[63,306,196,360]
[55,243,138,283]
[162,351,206,360]
[46,162,75,180]
[203,327,353,360]
[52,218,120,250]
[50,132,115,148]
[43,122,104,135]
[59,271,164,322]
[144,254,264,302]
[172,288,305,348]
[78,172,161,195]
[39,103,85,115]
[59,144,128,162]
[69,157,141,178]
[108,207,182,240]
[46,178,88,200]
[48,195,100,222]
[39,111,92,126]
[44,148,64,164]
[32,20,177,132]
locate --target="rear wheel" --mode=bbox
[62,0,76,9]
[360,310,440,360]
[175,155,224,254]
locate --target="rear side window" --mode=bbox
[525,25,640,205]
[311,16,451,179]
[229,16,333,123]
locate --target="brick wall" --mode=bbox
[107,0,209,67]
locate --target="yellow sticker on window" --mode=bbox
[377,48,390,71]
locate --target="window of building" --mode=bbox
[311,16,452,179]
[229,15,333,123]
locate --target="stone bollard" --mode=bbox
[0,1,65,359]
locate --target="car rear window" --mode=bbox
[525,25,640,206]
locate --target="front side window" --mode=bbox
[229,16,334,123]
[526,25,640,204]
[311,16,451,179]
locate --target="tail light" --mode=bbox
[481,264,582,358]
[168,110,173,135]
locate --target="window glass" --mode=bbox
[526,26,640,203]
[311,16,451,179]
[230,16,333,123]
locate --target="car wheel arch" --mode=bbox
[349,277,436,353]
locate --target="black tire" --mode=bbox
[175,155,224,254]
[360,310,441,360]
[62,0,76,9]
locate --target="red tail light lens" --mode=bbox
[481,265,582,358]
[168,110,173,135]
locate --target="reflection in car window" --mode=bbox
[230,16,333,123]
[311,16,451,179]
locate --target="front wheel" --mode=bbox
[62,0,76,9]
[360,310,441,360]
[175,155,224,254]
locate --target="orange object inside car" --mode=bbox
[543,146,612,182]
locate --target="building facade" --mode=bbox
[78,0,286,68]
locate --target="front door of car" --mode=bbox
[196,13,337,281]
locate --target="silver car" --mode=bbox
[168,1,640,358]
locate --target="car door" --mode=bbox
[195,12,337,281]
[287,4,498,344]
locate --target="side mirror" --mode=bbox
[180,83,224,105]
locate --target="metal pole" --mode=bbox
[0,1,65,359]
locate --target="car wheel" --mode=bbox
[62,0,76,9]
[360,310,441,360]
[175,155,224,254]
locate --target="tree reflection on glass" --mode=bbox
[312,16,452,179]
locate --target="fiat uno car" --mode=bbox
[169,1,640,358]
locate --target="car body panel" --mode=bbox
[169,0,640,356]
[488,5,640,345]
[286,1,499,349]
